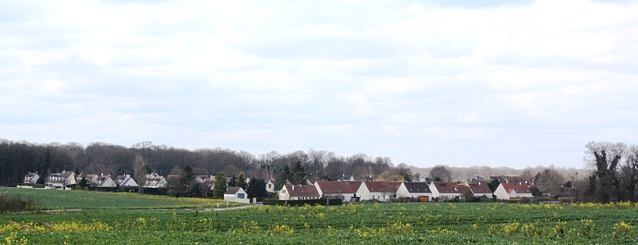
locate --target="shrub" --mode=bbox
[0,194,40,213]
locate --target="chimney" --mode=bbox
[292,185,295,191]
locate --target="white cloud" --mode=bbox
[1,0,637,168]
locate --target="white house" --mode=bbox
[143,173,167,189]
[314,181,362,202]
[466,183,493,198]
[115,174,138,189]
[338,175,355,182]
[45,171,76,189]
[429,182,469,201]
[266,180,276,193]
[494,183,534,200]
[23,172,39,185]
[92,174,117,188]
[224,187,250,203]
[356,181,401,201]
[396,182,432,201]
[279,184,320,200]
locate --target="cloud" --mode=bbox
[1,0,637,169]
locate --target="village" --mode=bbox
[20,170,551,205]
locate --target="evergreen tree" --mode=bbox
[403,173,411,182]
[79,177,87,187]
[212,172,227,198]
[236,172,247,191]
[247,177,267,198]
[228,174,237,188]
[180,165,195,191]
[274,165,291,190]
[487,178,500,193]
[290,161,307,185]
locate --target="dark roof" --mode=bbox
[316,181,360,194]
[501,183,531,194]
[225,187,244,195]
[364,181,401,193]
[402,182,431,193]
[285,184,320,197]
[467,183,492,194]
[432,182,469,194]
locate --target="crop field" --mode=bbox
[1,189,637,244]
[1,188,239,210]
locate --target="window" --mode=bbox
[238,193,245,199]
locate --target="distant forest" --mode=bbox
[0,139,410,186]
[0,139,590,187]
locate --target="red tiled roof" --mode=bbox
[316,181,360,194]
[363,181,401,193]
[501,183,531,194]
[285,184,320,197]
[432,182,469,194]
[467,183,492,194]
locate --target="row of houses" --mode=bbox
[23,171,224,192]
[278,180,533,202]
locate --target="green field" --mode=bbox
[1,188,637,244]
[1,188,239,210]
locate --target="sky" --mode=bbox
[1,0,637,169]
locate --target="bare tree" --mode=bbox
[133,152,146,193]
[429,165,452,182]
[584,141,626,203]
[620,145,638,202]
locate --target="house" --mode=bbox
[396,182,432,201]
[224,187,249,203]
[266,180,275,193]
[23,172,40,185]
[429,182,469,201]
[114,174,138,190]
[76,173,97,185]
[314,181,362,202]
[466,183,493,198]
[490,175,533,187]
[356,181,401,201]
[494,183,534,200]
[279,184,320,200]
[338,175,355,182]
[92,174,117,188]
[143,173,167,189]
[45,171,77,189]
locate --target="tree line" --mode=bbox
[582,141,638,203]
[0,139,405,187]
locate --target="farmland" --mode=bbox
[1,189,637,244]
[1,188,239,210]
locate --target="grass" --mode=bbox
[0,187,242,210]
[1,189,637,244]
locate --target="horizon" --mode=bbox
[2,1,637,169]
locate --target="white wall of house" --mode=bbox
[266,181,275,193]
[429,183,440,198]
[355,182,371,200]
[278,186,291,200]
[224,188,249,203]
[396,183,432,199]
[493,185,509,200]
[368,192,393,201]
[98,177,117,188]
[314,182,355,201]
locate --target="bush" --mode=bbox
[0,194,40,213]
